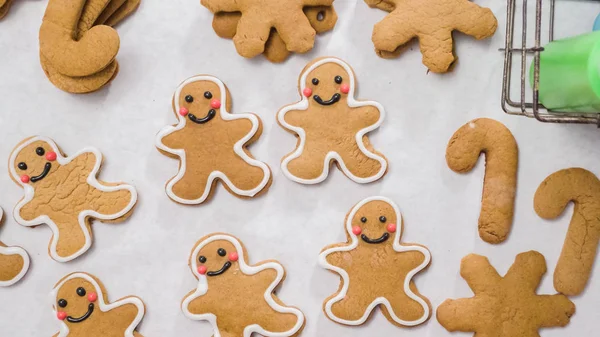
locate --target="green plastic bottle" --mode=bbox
[530,31,600,113]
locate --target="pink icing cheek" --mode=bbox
[303,88,312,97]
[210,99,221,109]
[228,252,239,262]
[197,266,207,275]
[45,151,57,161]
[87,292,98,302]
[352,226,362,235]
[340,84,350,94]
[57,311,67,320]
[20,175,30,183]
[387,223,397,233]
[179,107,189,116]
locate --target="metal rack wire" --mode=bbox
[501,0,600,126]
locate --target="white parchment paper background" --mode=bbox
[1,0,600,336]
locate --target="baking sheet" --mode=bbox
[1,0,600,336]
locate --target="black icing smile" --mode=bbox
[30,162,51,182]
[66,303,94,323]
[361,233,390,244]
[207,261,231,277]
[188,109,216,124]
[313,93,341,106]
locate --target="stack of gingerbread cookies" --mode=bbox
[202,0,337,63]
[38,0,140,94]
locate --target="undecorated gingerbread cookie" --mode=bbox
[277,57,388,184]
[9,136,138,262]
[156,75,271,204]
[437,251,575,336]
[365,0,497,73]
[446,118,518,244]
[51,272,145,337]
[201,0,334,58]
[0,207,30,287]
[534,168,600,296]
[212,6,337,63]
[182,233,305,337]
[319,196,432,327]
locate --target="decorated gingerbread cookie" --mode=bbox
[437,251,575,336]
[319,196,431,327]
[0,207,30,287]
[277,57,388,184]
[201,0,334,58]
[156,75,271,204]
[365,0,497,73]
[51,272,145,337]
[9,136,138,262]
[182,233,305,337]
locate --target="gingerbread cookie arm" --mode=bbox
[446,118,518,244]
[40,0,120,77]
[534,168,600,296]
[372,10,416,55]
[451,1,498,39]
[459,254,501,294]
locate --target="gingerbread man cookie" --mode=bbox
[52,272,145,337]
[201,0,334,58]
[277,57,388,184]
[182,233,305,337]
[319,196,431,327]
[9,136,138,262]
[437,251,575,336]
[0,207,30,287]
[156,75,271,204]
[366,0,497,73]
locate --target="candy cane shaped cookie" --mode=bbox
[446,118,518,244]
[534,168,600,295]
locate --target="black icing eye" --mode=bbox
[35,147,45,156]
[217,248,226,257]
[58,299,67,308]
[379,216,387,223]
[17,162,27,170]
[360,217,367,223]
[76,287,86,297]
[334,76,343,84]
[185,95,194,103]
[204,91,213,99]
[312,78,319,85]
[199,256,207,263]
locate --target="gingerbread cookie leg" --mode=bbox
[52,216,92,259]
[451,2,498,40]
[220,154,270,194]
[534,168,600,295]
[338,140,386,180]
[233,14,272,58]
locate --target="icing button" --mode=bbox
[57,311,67,320]
[340,84,350,94]
[387,223,397,233]
[20,175,30,183]
[46,151,57,162]
[210,99,221,109]
[179,107,189,116]
[87,292,98,302]
[303,88,312,97]
[198,266,207,275]
[352,226,362,235]
[229,252,239,262]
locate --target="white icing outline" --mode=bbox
[9,136,138,263]
[0,207,30,287]
[51,272,145,337]
[318,196,431,326]
[277,57,388,184]
[155,75,271,204]
[181,234,305,337]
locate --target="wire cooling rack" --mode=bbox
[501,0,600,126]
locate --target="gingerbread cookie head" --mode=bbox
[52,272,145,337]
[0,207,30,287]
[182,233,305,337]
[10,137,61,187]
[156,75,271,204]
[346,196,400,247]
[277,57,388,184]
